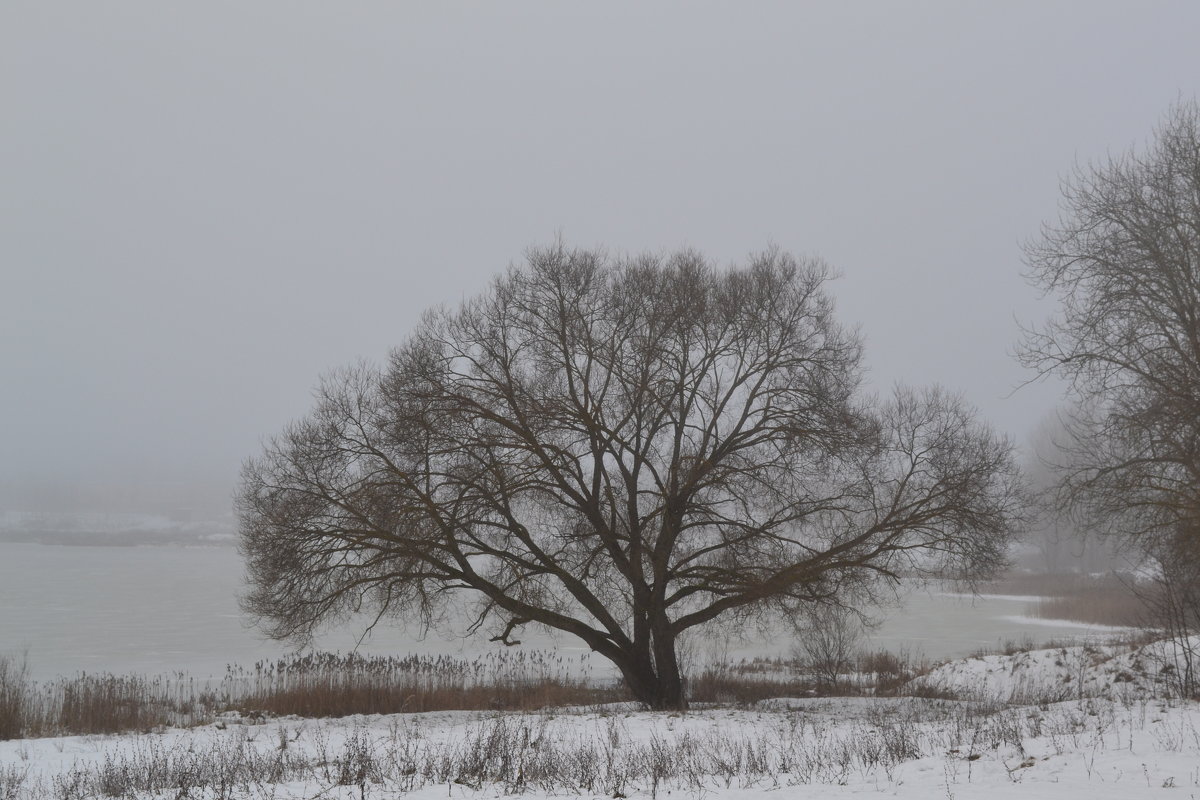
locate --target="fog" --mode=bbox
[3,2,1198,516]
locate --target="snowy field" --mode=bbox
[3,641,1198,799]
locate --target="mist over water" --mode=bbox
[0,541,1120,682]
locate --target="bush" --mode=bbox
[792,605,862,689]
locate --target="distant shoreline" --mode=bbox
[0,531,236,548]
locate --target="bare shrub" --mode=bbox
[0,764,29,800]
[1139,546,1200,698]
[46,733,311,800]
[793,605,862,689]
[858,649,904,677]
[859,648,933,696]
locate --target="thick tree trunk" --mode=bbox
[621,666,686,710]
[610,641,687,710]
[650,625,685,710]
[645,664,685,710]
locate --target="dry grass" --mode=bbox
[964,628,1160,664]
[687,666,816,705]
[0,705,963,799]
[0,669,208,739]
[968,635,1039,659]
[226,652,628,716]
[0,652,632,741]
[0,657,31,740]
[978,571,1149,627]
[1035,589,1144,627]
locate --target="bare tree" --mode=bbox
[239,244,1021,710]
[792,603,862,690]
[1020,101,1200,572]
[1020,102,1200,682]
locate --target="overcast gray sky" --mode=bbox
[3,2,1198,509]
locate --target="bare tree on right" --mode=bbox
[1020,101,1200,691]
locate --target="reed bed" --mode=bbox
[1,643,949,741]
[223,651,627,716]
[1034,584,1145,626]
[2,666,230,739]
[978,571,1149,627]
[0,651,631,741]
[3,628,1141,742]
[0,658,30,740]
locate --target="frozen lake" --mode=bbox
[0,541,1125,680]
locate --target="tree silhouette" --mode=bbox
[240,244,1021,709]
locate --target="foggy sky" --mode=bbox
[3,2,1199,510]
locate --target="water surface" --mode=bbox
[0,542,1123,680]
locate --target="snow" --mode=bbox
[912,637,1198,704]
[3,642,1200,799]
[5,700,1199,798]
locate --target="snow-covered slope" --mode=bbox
[912,637,1199,703]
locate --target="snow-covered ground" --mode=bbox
[3,642,1199,799]
[914,637,1198,704]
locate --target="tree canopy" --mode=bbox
[1021,101,1200,557]
[240,245,1021,709]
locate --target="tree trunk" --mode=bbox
[610,642,687,710]
[646,664,685,710]
[650,625,686,710]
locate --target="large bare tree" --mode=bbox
[240,245,1021,709]
[1020,102,1200,562]
[1020,103,1200,689]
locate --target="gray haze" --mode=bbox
[3,2,1199,516]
